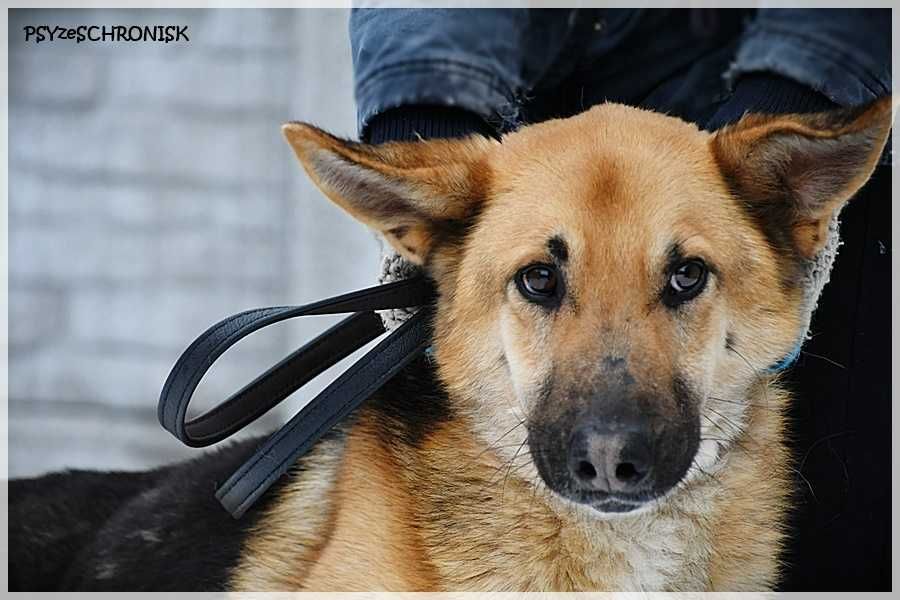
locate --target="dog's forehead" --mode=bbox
[478,104,731,261]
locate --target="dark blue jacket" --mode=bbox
[350,8,890,136]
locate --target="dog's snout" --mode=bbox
[568,420,653,494]
[529,381,700,513]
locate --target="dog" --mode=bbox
[8,98,891,591]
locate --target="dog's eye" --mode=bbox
[664,259,708,306]
[516,264,560,303]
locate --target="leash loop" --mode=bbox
[157,276,436,517]
[216,307,432,518]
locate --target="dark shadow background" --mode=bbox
[780,167,891,590]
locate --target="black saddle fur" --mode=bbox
[9,437,278,591]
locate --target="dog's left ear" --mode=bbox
[712,97,893,258]
[282,122,495,265]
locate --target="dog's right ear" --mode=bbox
[282,123,495,265]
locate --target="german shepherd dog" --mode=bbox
[9,98,892,591]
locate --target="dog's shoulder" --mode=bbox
[229,358,450,590]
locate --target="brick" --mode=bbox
[66,284,285,351]
[9,175,156,226]
[284,176,382,301]
[290,9,355,130]
[8,399,290,478]
[105,51,291,114]
[9,340,288,411]
[9,220,284,286]
[10,223,156,285]
[9,173,284,232]
[9,106,288,184]
[8,408,193,477]
[9,287,69,350]
[195,9,298,52]
[9,50,102,108]
[10,344,175,409]
[155,225,281,285]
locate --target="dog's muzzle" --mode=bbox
[528,384,700,514]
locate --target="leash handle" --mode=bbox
[158,277,434,447]
[159,311,381,447]
[216,307,432,518]
[157,277,436,517]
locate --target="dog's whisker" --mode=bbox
[800,350,847,370]
[500,438,529,500]
[700,413,761,454]
[527,473,543,514]
[790,465,820,505]
[797,430,855,473]
[459,420,527,472]
[704,406,745,433]
[481,447,532,491]
[706,395,777,411]
[730,346,773,414]
[691,457,723,486]
[489,442,536,450]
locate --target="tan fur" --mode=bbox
[231,99,891,591]
[228,435,344,590]
[294,421,440,590]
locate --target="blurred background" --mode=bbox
[8,8,382,477]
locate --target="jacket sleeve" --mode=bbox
[724,8,891,106]
[349,8,578,137]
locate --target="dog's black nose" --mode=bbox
[568,419,653,494]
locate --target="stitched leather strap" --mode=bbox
[157,276,436,517]
[216,308,432,518]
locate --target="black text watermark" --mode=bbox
[23,25,189,44]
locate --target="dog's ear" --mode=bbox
[282,123,495,265]
[712,97,893,258]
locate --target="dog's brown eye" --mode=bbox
[516,264,560,304]
[664,259,708,307]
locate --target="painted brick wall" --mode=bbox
[8,8,382,476]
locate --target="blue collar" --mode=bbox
[766,339,803,373]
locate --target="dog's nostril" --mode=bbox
[568,423,655,492]
[576,460,597,480]
[614,462,643,483]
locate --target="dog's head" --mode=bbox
[284,100,891,516]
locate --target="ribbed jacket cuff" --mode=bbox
[363,105,497,144]
[705,72,837,131]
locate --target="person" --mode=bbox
[349,8,891,590]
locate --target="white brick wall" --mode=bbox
[8,8,382,477]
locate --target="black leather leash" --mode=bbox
[158,276,436,518]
